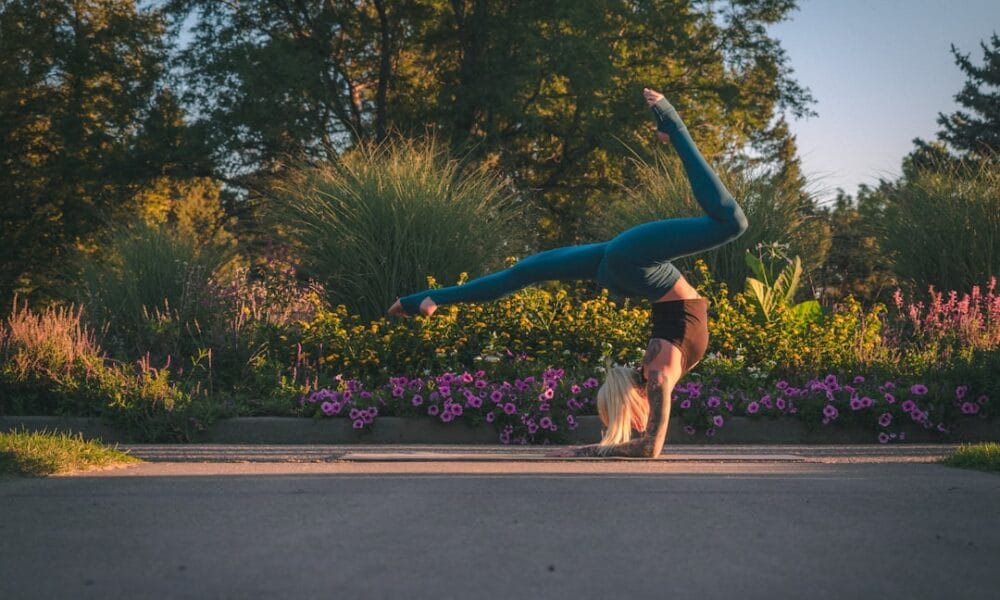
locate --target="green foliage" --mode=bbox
[166,0,814,243]
[269,136,529,321]
[935,33,1000,160]
[0,301,216,442]
[940,442,1000,473]
[601,150,830,290]
[0,0,182,305]
[299,278,649,384]
[73,218,234,359]
[743,250,820,325]
[879,159,1000,293]
[814,188,896,305]
[0,429,141,478]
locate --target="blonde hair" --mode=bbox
[596,366,649,451]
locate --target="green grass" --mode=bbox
[940,442,1000,473]
[0,429,142,478]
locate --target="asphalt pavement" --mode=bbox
[1,445,998,600]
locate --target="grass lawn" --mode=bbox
[939,442,1000,473]
[0,429,142,478]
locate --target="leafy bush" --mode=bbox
[73,219,234,359]
[881,160,1000,292]
[0,300,216,441]
[269,136,530,321]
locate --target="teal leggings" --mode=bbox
[399,99,748,314]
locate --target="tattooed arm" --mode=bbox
[573,339,680,458]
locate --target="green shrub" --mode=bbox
[268,136,530,321]
[882,159,1000,292]
[73,219,234,359]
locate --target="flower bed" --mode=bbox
[299,367,992,445]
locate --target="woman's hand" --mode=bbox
[544,446,579,457]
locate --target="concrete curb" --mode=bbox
[2,415,998,444]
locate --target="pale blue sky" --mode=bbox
[770,0,1000,201]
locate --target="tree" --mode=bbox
[0,0,190,305]
[166,0,814,244]
[935,33,1000,160]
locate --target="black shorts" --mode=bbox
[648,298,709,374]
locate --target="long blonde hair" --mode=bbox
[596,366,649,450]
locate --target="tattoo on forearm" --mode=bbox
[642,339,663,368]
[575,368,671,458]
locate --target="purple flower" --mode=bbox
[411,395,424,407]
[583,377,599,389]
[746,401,760,415]
[705,427,716,437]
[725,401,734,412]
[955,385,967,400]
[461,372,474,384]
[936,423,950,434]
[825,374,838,386]
[679,399,692,409]
[707,396,721,408]
[853,375,866,384]
[878,412,892,427]
[713,415,724,428]
[527,422,539,434]
[850,397,863,411]
[486,412,495,423]
[571,384,582,394]
[775,397,787,411]
[776,380,788,390]
[349,408,362,420]
[878,432,890,444]
[475,379,487,389]
[392,386,405,398]
[439,386,451,398]
[884,393,896,404]
[503,402,517,415]
[366,406,378,417]
[450,403,464,416]
[901,400,916,413]
[566,415,576,426]
[961,402,979,415]
[683,425,696,436]
[441,412,455,423]
[427,405,440,416]
[360,391,372,400]
[540,417,554,429]
[321,401,336,416]
[468,396,483,408]
[352,419,365,429]
[910,384,928,396]
[539,402,550,412]
[490,390,503,403]
[823,404,839,419]
[883,381,896,390]
[860,396,873,408]
[978,395,989,405]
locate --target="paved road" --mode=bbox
[1,447,998,599]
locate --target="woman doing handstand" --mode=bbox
[388,88,748,457]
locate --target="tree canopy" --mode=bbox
[165,0,814,243]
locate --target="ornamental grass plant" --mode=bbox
[881,159,1000,293]
[269,136,531,321]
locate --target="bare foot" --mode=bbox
[419,297,438,317]
[387,297,438,317]
[642,87,665,107]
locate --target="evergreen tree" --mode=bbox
[935,33,1000,160]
